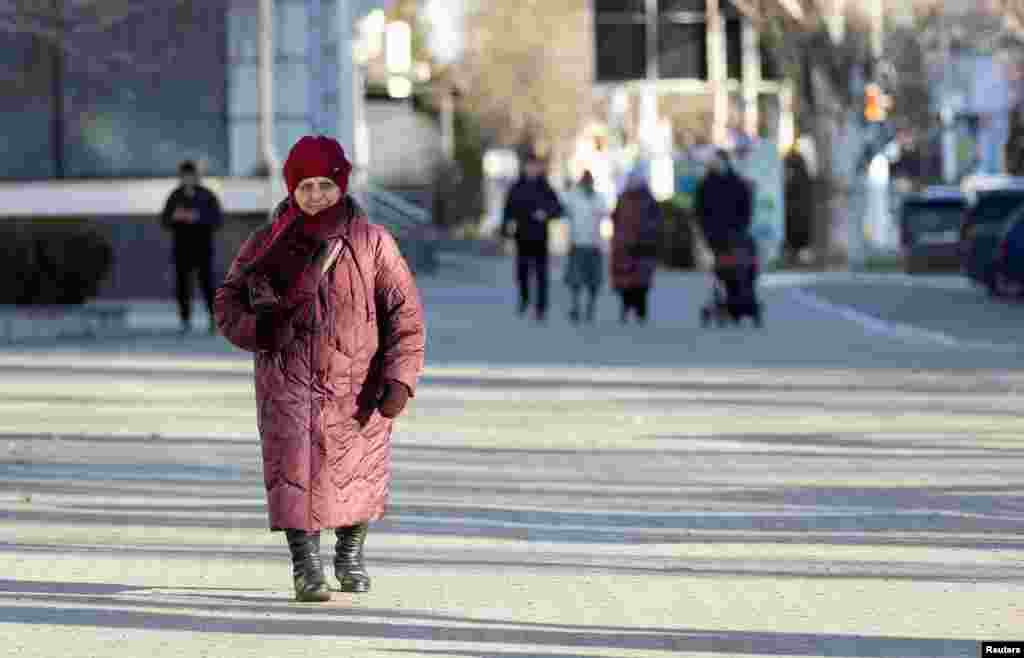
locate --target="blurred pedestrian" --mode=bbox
[1007,103,1024,176]
[610,164,662,324]
[214,135,426,603]
[695,149,753,259]
[161,160,224,335]
[782,148,813,265]
[562,170,608,324]
[501,151,564,323]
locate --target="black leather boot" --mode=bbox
[285,529,331,602]
[334,524,371,593]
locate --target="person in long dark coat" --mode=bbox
[695,149,753,257]
[610,166,662,324]
[783,149,813,265]
[1007,104,1024,176]
[161,160,224,334]
[214,136,426,603]
[500,152,564,323]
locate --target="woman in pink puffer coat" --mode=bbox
[214,135,425,602]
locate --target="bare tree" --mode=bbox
[748,1,937,263]
[754,0,1024,263]
[455,0,595,161]
[455,0,1023,261]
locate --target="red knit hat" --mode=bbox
[282,135,353,200]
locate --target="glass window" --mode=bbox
[276,120,314,158]
[277,0,308,58]
[229,64,260,120]
[274,59,310,118]
[595,0,647,12]
[903,203,964,234]
[726,19,743,80]
[227,4,259,62]
[321,48,339,97]
[658,21,705,79]
[59,3,229,178]
[0,33,56,179]
[972,193,1024,225]
[230,120,261,177]
[320,0,338,33]
[658,0,705,14]
[595,22,647,82]
[761,44,781,80]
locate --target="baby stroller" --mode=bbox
[700,233,763,328]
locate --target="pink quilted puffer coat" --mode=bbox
[214,197,425,531]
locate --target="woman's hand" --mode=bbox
[378,380,411,418]
[248,274,280,313]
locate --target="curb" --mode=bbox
[0,304,130,344]
[760,270,974,292]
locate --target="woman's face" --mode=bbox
[294,176,341,215]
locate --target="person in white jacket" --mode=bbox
[561,170,609,324]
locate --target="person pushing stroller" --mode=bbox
[695,149,762,327]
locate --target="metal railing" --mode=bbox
[354,182,431,234]
[353,182,438,275]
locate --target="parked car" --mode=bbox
[959,178,1024,290]
[988,206,1024,298]
[899,187,965,274]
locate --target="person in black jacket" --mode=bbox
[161,160,224,334]
[695,150,753,256]
[500,153,564,323]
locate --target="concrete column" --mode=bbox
[645,0,658,82]
[779,79,795,153]
[637,0,660,157]
[308,0,323,133]
[352,53,370,185]
[741,15,761,138]
[258,0,282,212]
[706,0,729,146]
[336,0,357,161]
[258,0,277,173]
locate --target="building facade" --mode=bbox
[0,1,396,301]
[0,0,386,183]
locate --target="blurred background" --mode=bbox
[3,0,1024,301]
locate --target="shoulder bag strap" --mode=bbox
[322,239,345,276]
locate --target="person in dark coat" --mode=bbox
[1007,104,1024,176]
[783,149,813,265]
[501,152,564,323]
[214,135,426,603]
[161,160,224,334]
[610,165,662,324]
[695,149,753,257]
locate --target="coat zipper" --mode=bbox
[307,240,331,531]
[307,288,316,531]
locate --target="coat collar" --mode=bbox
[273,196,375,323]
[271,196,367,242]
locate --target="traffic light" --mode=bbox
[864,83,889,122]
